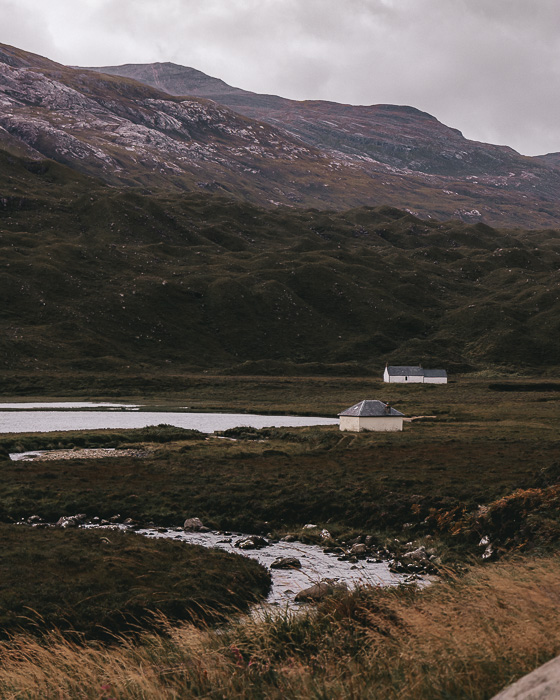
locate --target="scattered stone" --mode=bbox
[350,543,368,556]
[235,536,269,550]
[14,448,149,461]
[281,534,297,542]
[365,535,376,547]
[295,579,347,603]
[320,529,331,540]
[402,546,428,562]
[109,514,121,523]
[303,524,317,530]
[482,543,495,560]
[56,514,87,528]
[479,535,490,547]
[123,518,136,525]
[270,557,302,570]
[27,515,42,524]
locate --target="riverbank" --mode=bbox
[0,524,270,640]
[0,554,558,699]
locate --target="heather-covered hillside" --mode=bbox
[1,147,559,376]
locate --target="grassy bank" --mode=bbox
[0,555,558,698]
[0,525,270,640]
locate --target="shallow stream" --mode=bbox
[132,527,406,607]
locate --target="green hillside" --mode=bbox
[1,149,560,379]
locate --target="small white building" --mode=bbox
[338,400,405,432]
[383,366,447,384]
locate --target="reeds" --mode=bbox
[1,555,559,699]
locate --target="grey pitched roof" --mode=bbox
[386,366,424,376]
[423,369,447,377]
[338,400,405,417]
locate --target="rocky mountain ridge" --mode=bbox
[0,43,559,227]
[88,60,560,228]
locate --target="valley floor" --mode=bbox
[1,375,559,698]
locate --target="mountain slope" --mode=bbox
[0,43,372,209]
[1,43,560,227]
[1,147,559,376]
[91,62,526,176]
[87,61,560,227]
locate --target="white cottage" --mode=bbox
[383,366,447,384]
[338,400,405,432]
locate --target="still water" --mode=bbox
[0,403,338,434]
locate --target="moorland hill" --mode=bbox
[1,146,559,376]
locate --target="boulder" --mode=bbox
[56,516,78,528]
[183,517,205,531]
[402,546,428,562]
[491,654,560,699]
[295,579,347,603]
[270,557,302,569]
[235,536,269,550]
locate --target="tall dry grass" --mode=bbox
[1,556,559,699]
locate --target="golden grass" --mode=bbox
[1,556,559,699]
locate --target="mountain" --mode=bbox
[88,61,560,228]
[1,42,560,227]
[1,145,560,378]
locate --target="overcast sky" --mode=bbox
[2,0,559,155]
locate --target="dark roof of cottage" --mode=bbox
[386,366,424,376]
[423,369,447,377]
[338,400,405,418]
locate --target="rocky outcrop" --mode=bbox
[87,58,560,228]
[491,655,560,699]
